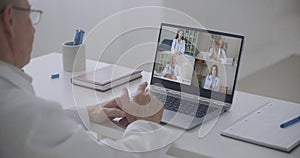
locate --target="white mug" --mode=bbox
[62,41,86,72]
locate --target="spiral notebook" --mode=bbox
[221,101,300,152]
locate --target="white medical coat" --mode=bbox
[0,60,171,158]
[171,38,185,54]
[208,47,227,62]
[203,75,220,91]
[161,64,181,81]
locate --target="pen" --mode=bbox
[280,116,300,128]
[73,30,79,45]
[79,29,85,45]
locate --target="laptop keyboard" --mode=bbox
[153,92,219,118]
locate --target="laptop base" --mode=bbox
[161,107,227,130]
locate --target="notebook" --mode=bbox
[71,65,142,91]
[221,101,300,152]
[150,23,244,130]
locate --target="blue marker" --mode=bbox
[73,30,80,45]
[79,29,85,45]
[51,73,60,79]
[280,116,300,128]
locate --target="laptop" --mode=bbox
[150,23,244,130]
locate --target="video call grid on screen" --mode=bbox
[152,23,243,98]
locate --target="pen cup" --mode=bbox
[62,41,86,72]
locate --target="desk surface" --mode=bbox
[24,53,300,158]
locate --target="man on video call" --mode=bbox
[208,39,227,62]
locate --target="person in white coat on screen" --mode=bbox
[171,29,185,55]
[0,0,172,157]
[208,40,227,63]
[203,65,220,91]
[161,55,181,81]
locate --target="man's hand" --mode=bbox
[175,52,182,55]
[116,82,163,126]
[165,74,177,80]
[87,98,126,124]
[88,82,163,127]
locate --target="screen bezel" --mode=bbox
[150,23,244,104]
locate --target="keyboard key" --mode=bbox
[152,92,219,118]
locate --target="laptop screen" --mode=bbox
[151,23,244,104]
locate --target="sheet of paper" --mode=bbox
[221,101,300,152]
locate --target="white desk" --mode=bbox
[24,53,300,158]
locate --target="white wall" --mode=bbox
[31,0,300,79]
[29,0,205,72]
[164,0,300,79]
[29,0,164,58]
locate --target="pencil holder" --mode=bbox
[62,41,86,72]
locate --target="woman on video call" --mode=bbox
[204,65,220,91]
[171,29,185,55]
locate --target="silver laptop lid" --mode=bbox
[150,23,244,106]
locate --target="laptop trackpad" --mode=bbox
[161,110,199,129]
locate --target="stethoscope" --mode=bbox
[208,75,218,88]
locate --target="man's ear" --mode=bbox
[1,5,16,38]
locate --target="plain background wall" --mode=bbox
[30,0,300,80]
[29,0,164,57]
[164,0,300,80]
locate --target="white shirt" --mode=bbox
[171,39,185,54]
[0,60,172,158]
[208,47,227,62]
[203,75,220,91]
[161,64,181,81]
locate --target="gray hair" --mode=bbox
[0,0,21,11]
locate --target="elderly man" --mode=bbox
[208,39,227,62]
[161,55,181,81]
[0,0,170,157]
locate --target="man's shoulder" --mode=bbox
[1,84,62,113]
